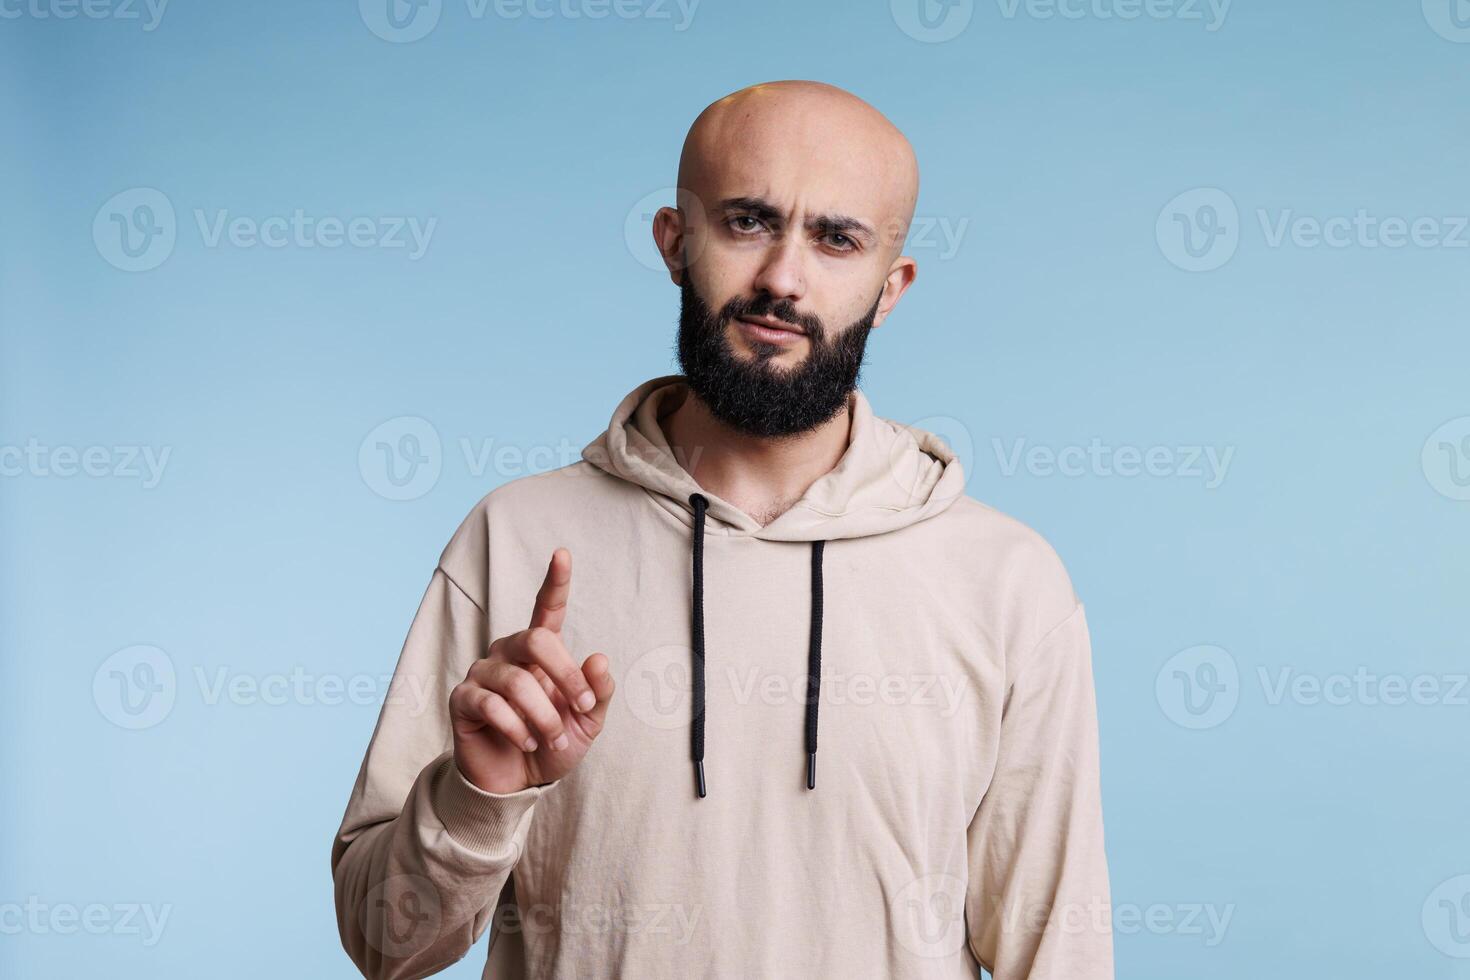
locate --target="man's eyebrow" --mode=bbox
[718,196,876,245]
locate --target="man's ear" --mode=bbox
[870,256,918,329]
[651,205,687,286]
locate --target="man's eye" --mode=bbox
[730,216,763,233]
[825,233,856,251]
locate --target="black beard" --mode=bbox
[674,276,878,438]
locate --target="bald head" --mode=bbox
[651,80,922,397]
[676,80,919,260]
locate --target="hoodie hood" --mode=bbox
[581,374,966,542]
[582,375,968,798]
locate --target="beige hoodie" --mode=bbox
[332,375,1113,980]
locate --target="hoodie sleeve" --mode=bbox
[331,563,554,980]
[965,602,1114,979]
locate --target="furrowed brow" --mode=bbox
[806,213,876,246]
[718,197,784,224]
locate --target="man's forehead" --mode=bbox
[694,147,900,228]
[678,81,919,245]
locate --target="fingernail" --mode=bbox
[553,734,570,751]
[523,737,538,752]
[577,691,596,712]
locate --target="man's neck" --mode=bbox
[660,388,852,527]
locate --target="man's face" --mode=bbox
[657,85,919,438]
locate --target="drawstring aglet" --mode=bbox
[806,752,817,790]
[695,760,707,798]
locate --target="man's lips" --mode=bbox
[735,314,807,340]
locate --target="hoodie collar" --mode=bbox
[581,375,966,542]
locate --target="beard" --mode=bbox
[674,275,879,439]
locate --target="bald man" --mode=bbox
[332,80,1114,980]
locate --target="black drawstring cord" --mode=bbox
[805,540,824,790]
[686,491,825,798]
[689,493,709,798]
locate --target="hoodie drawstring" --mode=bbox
[688,492,825,798]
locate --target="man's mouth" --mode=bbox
[735,315,807,344]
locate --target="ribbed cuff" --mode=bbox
[430,754,555,855]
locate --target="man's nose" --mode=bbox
[751,235,806,305]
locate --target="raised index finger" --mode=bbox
[529,547,572,633]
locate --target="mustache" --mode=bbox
[717,294,825,339]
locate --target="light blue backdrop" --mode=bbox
[3,1,1468,977]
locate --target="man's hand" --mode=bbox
[449,548,615,794]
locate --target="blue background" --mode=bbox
[3,0,1468,977]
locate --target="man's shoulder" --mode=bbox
[433,460,623,593]
[940,493,1073,576]
[929,493,1081,640]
